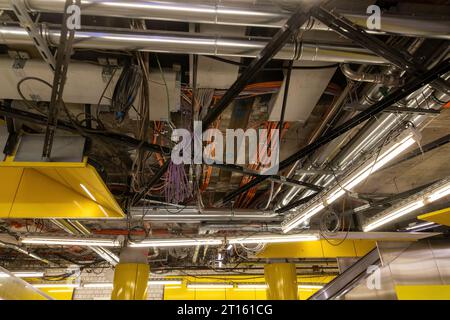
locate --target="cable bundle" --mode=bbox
[165,161,192,205]
[111,64,143,121]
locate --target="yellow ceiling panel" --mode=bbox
[0,161,124,219]
[0,167,23,216]
[257,240,376,258]
[418,207,450,227]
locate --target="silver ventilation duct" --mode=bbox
[0,0,448,39]
[0,25,385,63]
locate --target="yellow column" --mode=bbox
[111,248,149,300]
[264,263,298,300]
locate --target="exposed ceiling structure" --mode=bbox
[0,0,449,300]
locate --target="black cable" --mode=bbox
[205,55,339,70]
[112,64,143,122]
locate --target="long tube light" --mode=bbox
[0,271,45,278]
[187,283,234,290]
[228,234,319,245]
[33,283,80,288]
[363,179,450,231]
[20,237,122,247]
[404,221,436,231]
[128,238,223,248]
[282,135,416,233]
[83,280,182,288]
[236,283,324,290]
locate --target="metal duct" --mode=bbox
[0,25,385,64]
[340,64,405,87]
[0,0,448,39]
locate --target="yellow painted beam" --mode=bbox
[264,263,298,300]
[0,162,124,219]
[257,240,376,259]
[418,207,450,227]
[111,263,149,300]
[395,285,450,300]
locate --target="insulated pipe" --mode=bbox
[0,0,448,39]
[111,248,149,300]
[0,25,385,64]
[264,263,298,300]
[340,64,405,87]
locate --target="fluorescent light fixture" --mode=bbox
[427,182,450,202]
[236,284,268,290]
[236,283,324,290]
[363,179,450,232]
[282,135,415,233]
[48,289,74,293]
[405,221,436,231]
[10,272,44,278]
[187,283,234,290]
[364,200,425,232]
[228,234,319,245]
[298,284,324,290]
[128,238,223,248]
[21,236,121,248]
[83,280,183,289]
[33,283,80,289]
[0,272,43,278]
[83,283,113,289]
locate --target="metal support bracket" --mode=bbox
[11,0,56,71]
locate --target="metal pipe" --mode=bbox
[219,57,450,206]
[0,25,385,64]
[0,240,51,265]
[341,64,405,86]
[279,39,424,207]
[130,207,281,222]
[0,1,448,39]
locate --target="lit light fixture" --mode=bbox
[298,284,324,290]
[21,236,121,248]
[128,238,223,248]
[363,179,450,232]
[282,135,416,233]
[404,221,436,231]
[83,283,113,289]
[149,280,182,286]
[228,233,319,245]
[236,283,268,290]
[83,280,183,288]
[33,283,80,289]
[12,272,45,278]
[0,271,44,278]
[187,283,234,290]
